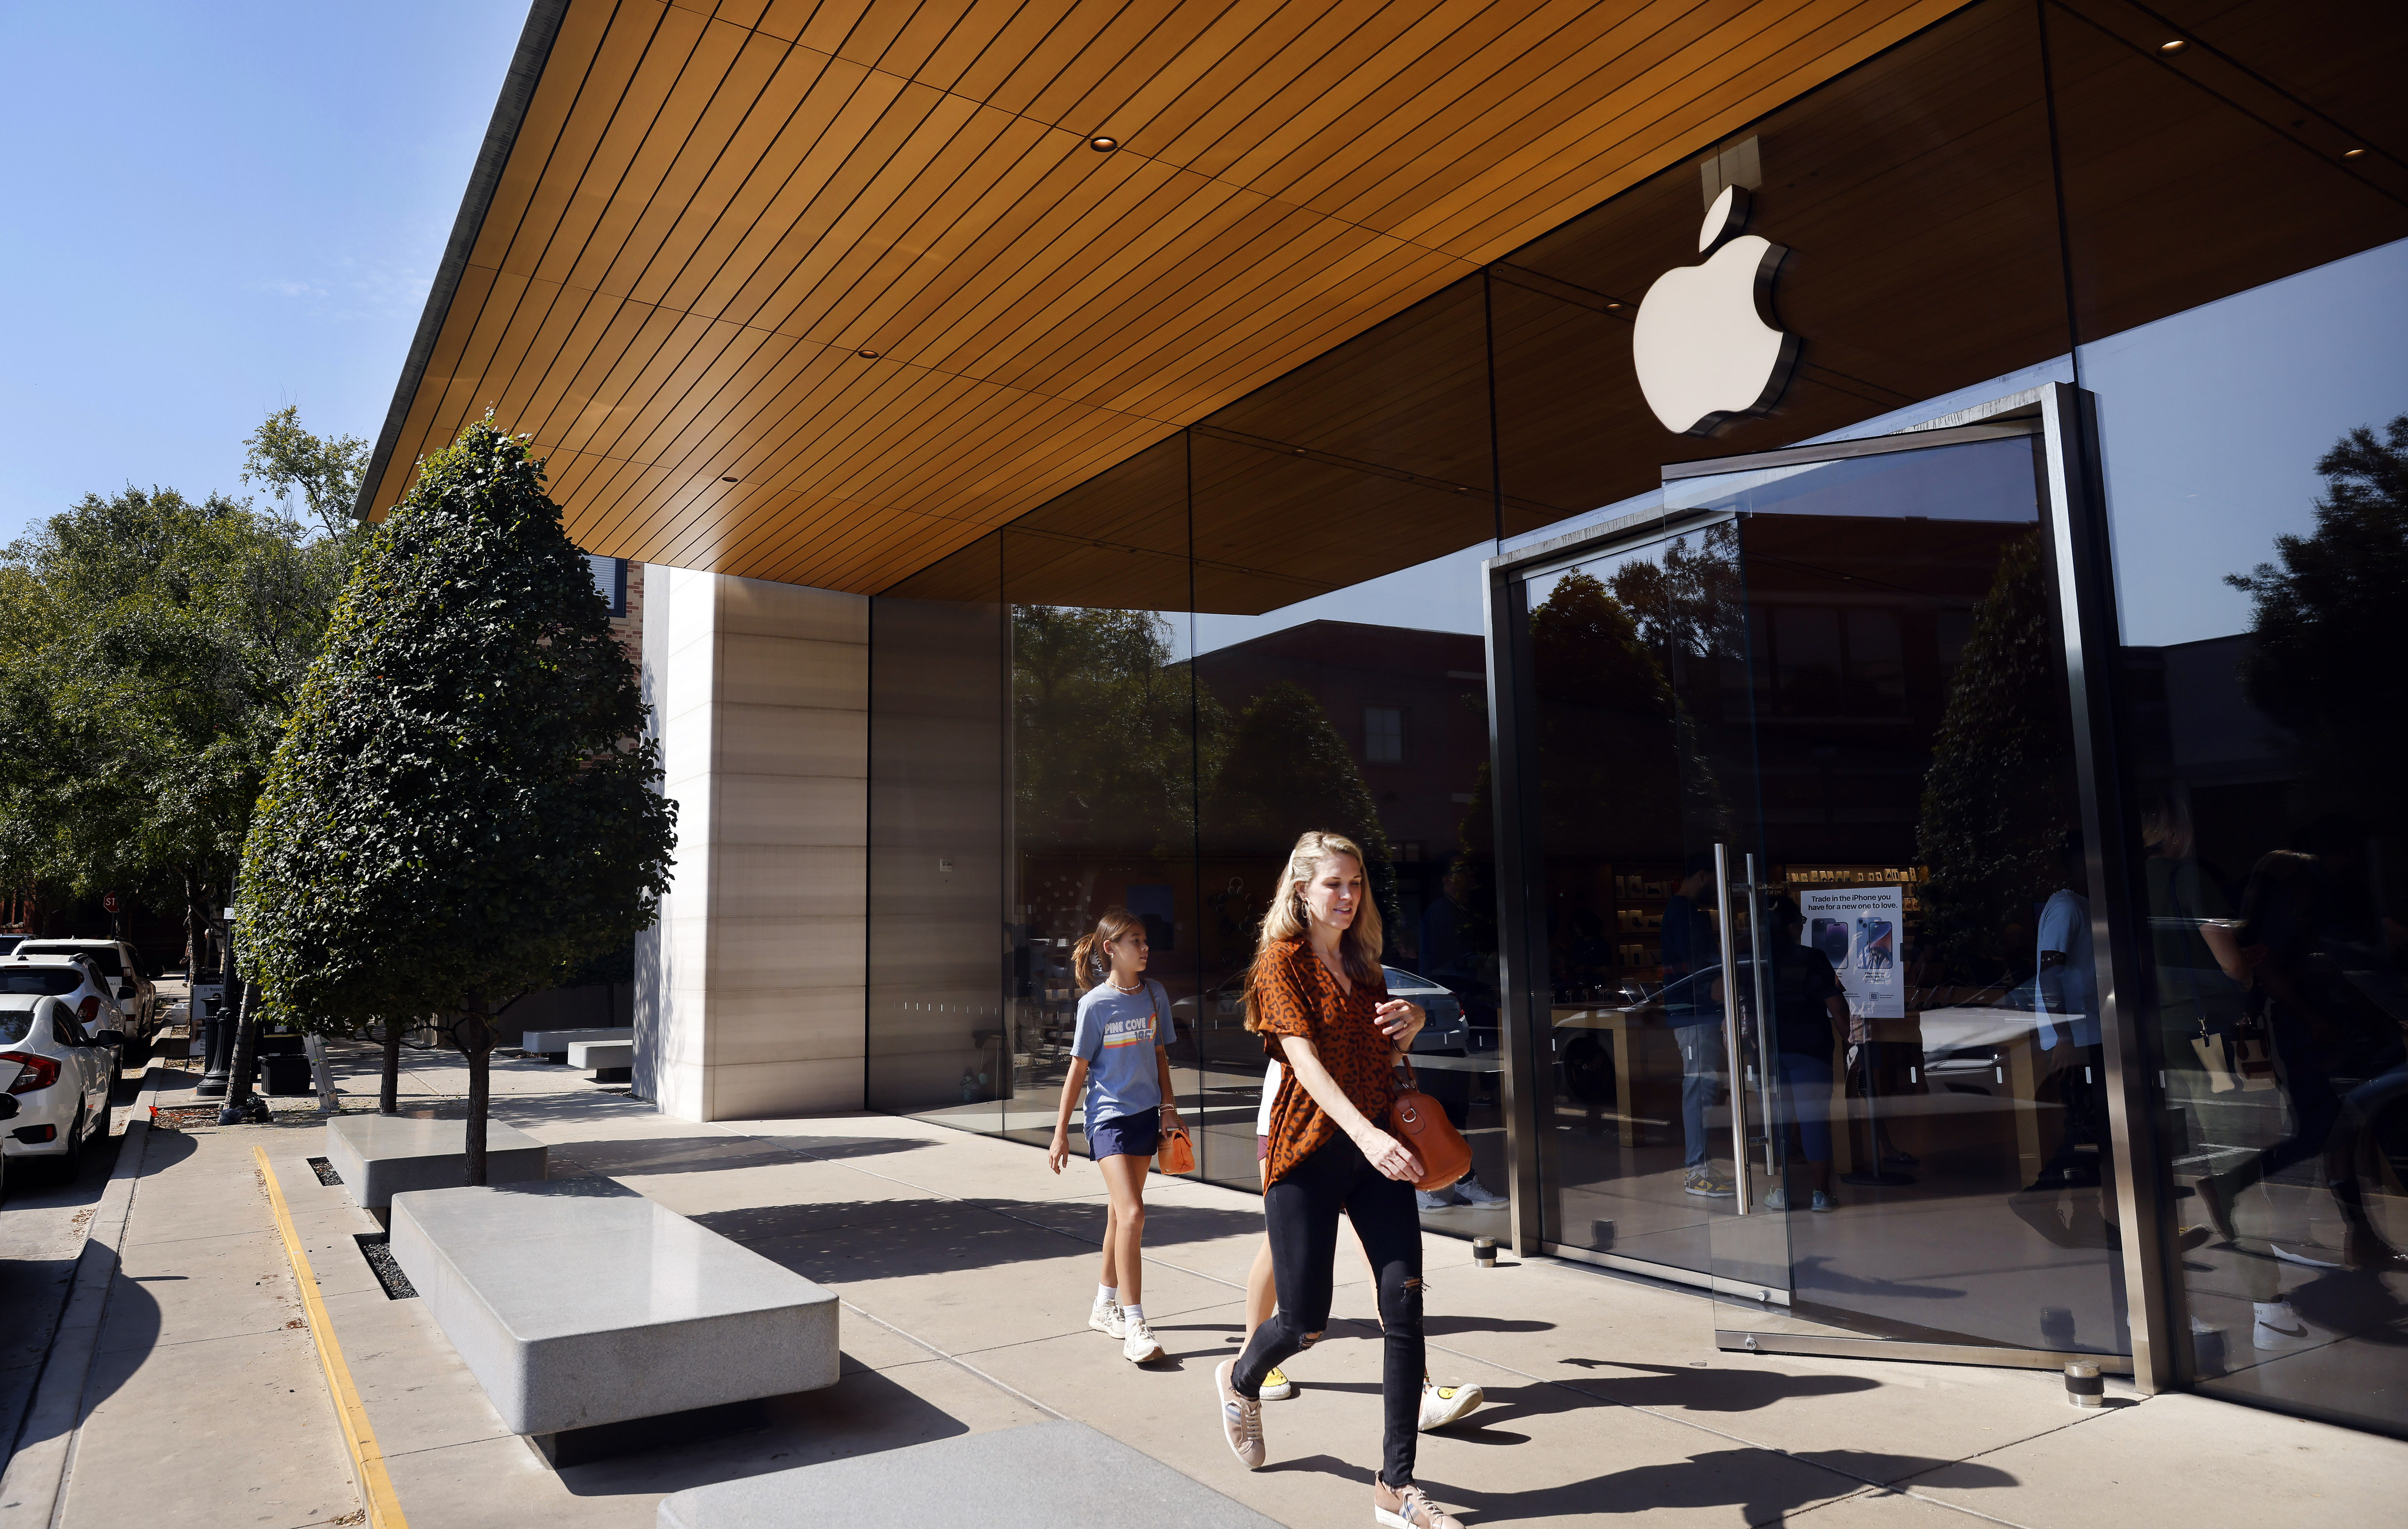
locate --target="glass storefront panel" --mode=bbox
[2083,240,2408,1429]
[2054,0,2408,1434]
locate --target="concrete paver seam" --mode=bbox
[836,1299,1069,1423]
[253,1146,403,1529]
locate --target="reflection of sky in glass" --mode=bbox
[1663,436,2037,522]
[1522,533,1691,612]
[2081,236,2408,648]
[1191,538,1496,657]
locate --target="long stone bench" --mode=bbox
[390,1182,838,1460]
[520,1026,631,1063]
[567,1039,633,1082]
[657,1421,1279,1528]
[325,1113,547,1210]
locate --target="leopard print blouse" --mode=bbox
[1252,937,1397,1186]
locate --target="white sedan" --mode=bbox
[0,988,123,1183]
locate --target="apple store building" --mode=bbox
[856,0,2408,1439]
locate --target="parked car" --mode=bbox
[13,940,158,1059]
[0,934,25,958]
[12,942,154,1062]
[0,956,131,1048]
[0,993,122,1182]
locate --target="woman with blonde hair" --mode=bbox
[1212,831,1467,1529]
[1047,907,1182,1365]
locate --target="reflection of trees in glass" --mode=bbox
[1917,528,2075,980]
[1205,680,1399,949]
[1608,523,1746,664]
[2228,415,2408,875]
[1012,606,1223,860]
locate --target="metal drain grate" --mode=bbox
[356,1234,418,1300]
[306,1156,343,1186]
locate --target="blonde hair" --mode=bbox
[1071,907,1148,994]
[1243,830,1383,1031]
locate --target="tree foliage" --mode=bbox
[1916,528,2076,979]
[243,404,370,542]
[0,485,343,951]
[239,421,676,1046]
[1206,680,1400,949]
[2229,414,2408,859]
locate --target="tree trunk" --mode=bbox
[459,997,493,1187]
[223,978,260,1117]
[380,1018,403,1115]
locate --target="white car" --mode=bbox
[12,940,159,1056]
[0,992,122,1182]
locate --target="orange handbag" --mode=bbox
[1388,1061,1472,1192]
[1156,1120,1196,1175]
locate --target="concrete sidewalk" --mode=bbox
[266,1043,2408,1526]
[17,1034,2402,1528]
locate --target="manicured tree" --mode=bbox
[239,420,675,1181]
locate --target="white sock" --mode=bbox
[1098,1284,1119,1307]
[1122,1302,1145,1326]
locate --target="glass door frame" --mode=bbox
[1480,382,2179,1391]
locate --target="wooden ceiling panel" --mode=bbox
[363,0,1977,594]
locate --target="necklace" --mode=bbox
[1108,975,1143,994]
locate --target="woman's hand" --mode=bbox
[1159,1102,1183,1132]
[1373,999,1424,1052]
[1352,1122,1424,1184]
[1046,1129,1070,1175]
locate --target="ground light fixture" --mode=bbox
[1089,135,1118,152]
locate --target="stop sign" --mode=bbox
[103,894,117,912]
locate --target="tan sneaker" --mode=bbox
[1214,1359,1265,1469]
[1374,1480,1464,1528]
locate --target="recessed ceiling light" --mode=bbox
[721,476,738,483]
[1089,136,1118,152]
[2159,38,2187,52]
[1606,301,1623,310]
[857,349,881,359]
[2343,148,2366,158]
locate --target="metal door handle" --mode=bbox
[1714,844,1749,1214]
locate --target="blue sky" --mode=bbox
[0,2,529,545]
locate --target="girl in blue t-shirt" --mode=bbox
[1048,906,1183,1364]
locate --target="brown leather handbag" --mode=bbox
[1388,1060,1472,1192]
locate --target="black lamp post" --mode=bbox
[196,905,235,1098]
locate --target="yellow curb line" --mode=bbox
[255,1144,410,1529]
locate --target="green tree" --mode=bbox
[243,405,370,541]
[1917,528,2077,979]
[2228,414,2408,875]
[0,487,342,988]
[1205,681,1399,951]
[239,420,675,1182]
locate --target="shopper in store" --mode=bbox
[1046,907,1183,1366]
[1762,896,1848,1212]
[2031,829,2106,1190]
[1239,1053,1486,1428]
[1213,829,1467,1529]
[1661,852,1734,1197]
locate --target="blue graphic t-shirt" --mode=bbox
[1073,979,1176,1128]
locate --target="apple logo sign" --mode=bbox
[1632,185,1800,436]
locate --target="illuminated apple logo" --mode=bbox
[1631,186,1800,436]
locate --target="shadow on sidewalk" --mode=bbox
[1426,1447,2016,1519]
[1554,1359,1881,1414]
[694,1194,1263,1283]
[547,1134,927,1178]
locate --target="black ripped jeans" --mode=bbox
[1233,1134,1425,1487]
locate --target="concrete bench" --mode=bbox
[657,1420,1279,1528]
[391,1182,838,1454]
[326,1113,547,1210]
[520,1026,632,1063]
[566,1039,633,1082]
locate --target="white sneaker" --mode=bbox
[1259,1364,1296,1400]
[1123,1315,1165,1363]
[1454,1177,1507,1207]
[1089,1295,1125,1339]
[1417,1379,1483,1430]
[1416,1187,1463,1212]
[1763,1187,1789,1211]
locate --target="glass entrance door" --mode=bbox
[1512,419,2133,1368]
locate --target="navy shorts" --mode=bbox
[1088,1112,1160,1161]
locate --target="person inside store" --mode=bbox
[2198,824,2408,1316]
[1762,895,1848,1213]
[1214,829,1469,1529]
[2031,829,2106,1190]
[1407,855,1509,1213]
[1660,852,1733,1198]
